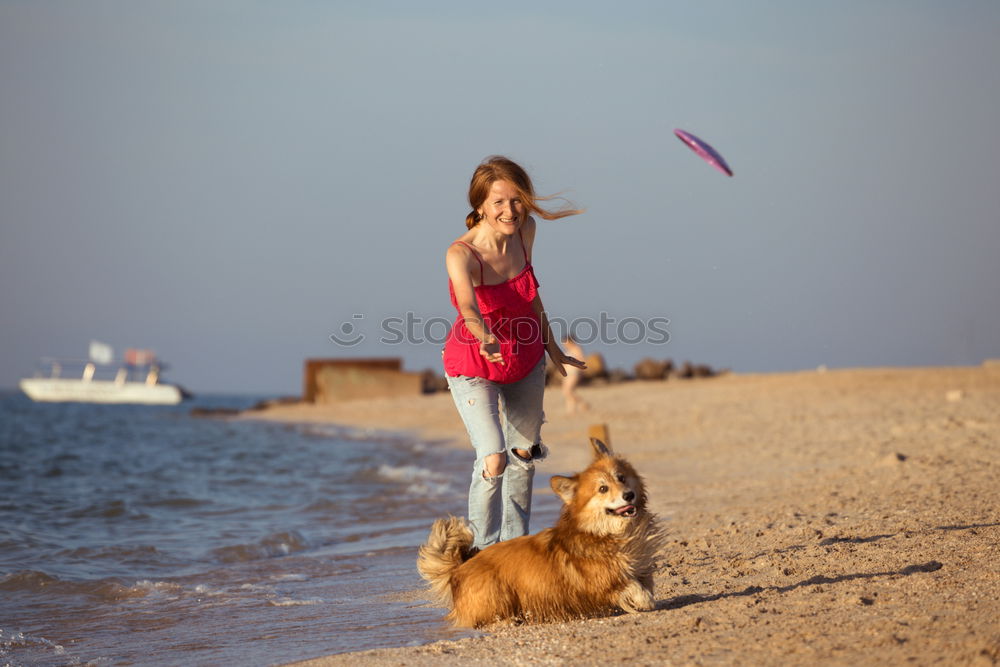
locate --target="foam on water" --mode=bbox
[376,464,455,496]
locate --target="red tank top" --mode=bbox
[442,234,545,383]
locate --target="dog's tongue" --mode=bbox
[614,505,635,515]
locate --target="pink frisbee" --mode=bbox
[674,129,733,177]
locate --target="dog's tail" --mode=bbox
[416,516,474,607]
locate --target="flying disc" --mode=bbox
[674,129,733,177]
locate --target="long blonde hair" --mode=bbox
[465,156,583,229]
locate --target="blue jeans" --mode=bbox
[446,358,546,549]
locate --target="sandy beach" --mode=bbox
[251,365,1000,666]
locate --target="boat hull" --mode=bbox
[19,378,183,405]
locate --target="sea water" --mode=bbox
[0,391,559,666]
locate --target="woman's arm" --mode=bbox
[531,293,586,377]
[446,244,503,364]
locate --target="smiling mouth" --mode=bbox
[606,505,637,517]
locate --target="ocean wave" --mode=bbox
[0,570,150,601]
[57,543,166,564]
[297,423,432,452]
[297,423,389,442]
[0,628,67,659]
[299,424,352,439]
[302,498,341,513]
[210,531,310,563]
[133,579,184,596]
[268,597,323,607]
[141,496,210,509]
[375,464,453,497]
[134,579,259,604]
[66,498,149,521]
[403,480,454,496]
[376,464,432,481]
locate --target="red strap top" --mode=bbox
[442,232,545,383]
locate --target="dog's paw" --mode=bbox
[618,580,656,613]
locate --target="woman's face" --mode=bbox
[477,180,526,237]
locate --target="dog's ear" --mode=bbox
[590,437,613,459]
[550,475,578,504]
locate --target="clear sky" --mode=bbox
[2,1,998,395]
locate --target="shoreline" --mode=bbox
[247,365,999,666]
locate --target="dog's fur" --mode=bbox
[417,438,664,627]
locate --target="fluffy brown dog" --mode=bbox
[417,438,664,627]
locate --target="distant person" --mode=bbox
[442,156,586,550]
[560,336,590,414]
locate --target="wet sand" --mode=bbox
[253,365,1000,666]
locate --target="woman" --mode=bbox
[443,156,586,549]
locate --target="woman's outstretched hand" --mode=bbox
[547,345,587,377]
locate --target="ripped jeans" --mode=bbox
[446,358,546,549]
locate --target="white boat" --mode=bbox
[19,342,187,405]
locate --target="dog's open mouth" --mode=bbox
[607,505,637,517]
